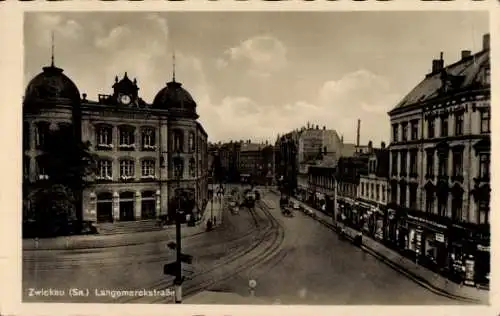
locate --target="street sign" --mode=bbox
[180,253,193,264]
[163,261,179,276]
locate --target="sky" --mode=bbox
[24,11,488,145]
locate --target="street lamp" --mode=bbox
[173,150,184,303]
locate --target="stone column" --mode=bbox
[156,190,162,216]
[135,191,142,220]
[160,119,169,181]
[112,192,120,221]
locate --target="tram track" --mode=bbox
[118,200,285,303]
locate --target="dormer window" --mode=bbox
[119,126,136,151]
[96,124,113,150]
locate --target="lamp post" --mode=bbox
[173,150,183,304]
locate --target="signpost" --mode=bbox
[248,279,257,297]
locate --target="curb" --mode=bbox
[290,198,487,304]
[23,201,225,252]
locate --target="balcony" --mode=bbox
[96,143,114,151]
[119,144,136,151]
[142,144,157,152]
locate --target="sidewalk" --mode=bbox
[23,198,225,251]
[289,197,489,304]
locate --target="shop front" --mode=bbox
[385,208,398,246]
[406,214,448,272]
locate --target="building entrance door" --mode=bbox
[119,192,135,221]
[96,192,113,223]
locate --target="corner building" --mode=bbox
[23,63,209,226]
[387,34,490,286]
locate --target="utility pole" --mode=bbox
[174,161,183,304]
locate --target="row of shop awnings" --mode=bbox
[338,196,384,215]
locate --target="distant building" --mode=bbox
[307,166,336,215]
[387,34,490,286]
[356,143,390,241]
[239,140,273,185]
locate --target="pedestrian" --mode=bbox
[213,216,217,226]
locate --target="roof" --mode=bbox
[24,65,81,107]
[390,49,489,113]
[152,80,198,117]
[240,143,263,152]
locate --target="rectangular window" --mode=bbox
[361,182,365,196]
[425,191,434,213]
[376,184,380,201]
[392,124,398,142]
[478,200,489,224]
[381,185,386,202]
[455,113,464,136]
[480,110,490,134]
[438,195,447,217]
[120,160,135,178]
[402,122,408,142]
[438,153,448,177]
[410,150,418,177]
[400,151,407,176]
[411,120,419,140]
[452,195,463,222]
[426,150,434,176]
[441,116,448,137]
[141,160,155,177]
[400,184,407,208]
[479,153,490,180]
[119,127,135,149]
[98,160,112,179]
[142,128,156,150]
[409,185,417,210]
[391,151,398,176]
[452,149,463,178]
[371,183,375,199]
[391,182,398,204]
[427,118,435,138]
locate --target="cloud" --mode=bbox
[31,14,84,47]
[199,69,399,144]
[217,35,288,77]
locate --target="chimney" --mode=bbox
[431,52,444,73]
[381,141,386,149]
[368,140,373,150]
[316,125,319,130]
[82,93,87,101]
[461,50,472,60]
[323,126,326,130]
[483,33,490,50]
[356,119,361,147]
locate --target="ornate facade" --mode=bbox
[23,62,209,227]
[387,34,490,286]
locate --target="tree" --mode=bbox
[26,123,97,235]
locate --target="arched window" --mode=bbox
[119,159,135,180]
[173,129,184,152]
[189,158,196,177]
[95,124,113,149]
[141,191,157,220]
[188,132,195,152]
